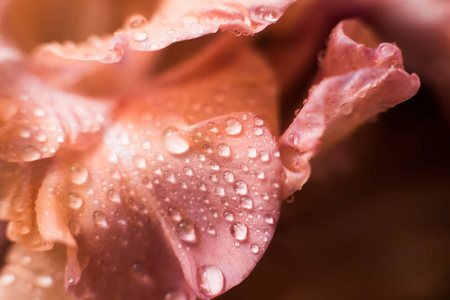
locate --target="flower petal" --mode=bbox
[0,54,112,162]
[31,43,282,299]
[33,0,296,63]
[0,243,74,299]
[279,20,420,197]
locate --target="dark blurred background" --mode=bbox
[218,86,450,300]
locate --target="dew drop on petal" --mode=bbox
[33,107,46,118]
[339,102,353,115]
[92,211,108,227]
[217,143,231,157]
[233,180,248,195]
[162,127,190,154]
[0,273,15,286]
[223,171,235,183]
[21,146,41,161]
[133,155,147,169]
[264,214,274,225]
[240,197,253,210]
[107,189,121,203]
[168,206,182,222]
[230,222,248,241]
[68,192,83,210]
[288,132,299,146]
[250,244,260,254]
[132,29,148,41]
[260,151,270,162]
[164,289,188,300]
[176,219,197,243]
[223,117,242,136]
[223,211,234,222]
[71,164,88,185]
[247,147,257,158]
[197,265,225,297]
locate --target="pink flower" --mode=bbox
[3,0,447,299]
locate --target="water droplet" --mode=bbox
[129,15,147,28]
[230,222,248,241]
[198,182,207,192]
[254,127,263,136]
[379,43,396,57]
[223,117,242,136]
[164,289,188,300]
[33,107,46,117]
[223,211,234,222]
[184,167,193,176]
[223,171,235,183]
[217,143,231,157]
[21,146,41,161]
[19,129,31,139]
[207,122,218,133]
[168,206,182,222]
[35,275,53,288]
[250,244,260,254]
[198,153,206,161]
[92,211,108,227]
[253,6,280,22]
[133,155,147,169]
[214,186,225,196]
[132,29,148,41]
[233,180,248,195]
[131,263,153,285]
[288,132,299,146]
[256,170,265,180]
[210,161,220,170]
[107,189,120,203]
[247,147,257,158]
[162,127,190,155]
[339,102,353,115]
[176,219,197,243]
[0,273,15,286]
[71,164,88,185]
[240,197,253,210]
[142,140,151,150]
[207,225,216,235]
[254,116,264,126]
[264,214,274,225]
[260,151,270,162]
[197,265,225,297]
[36,132,47,142]
[68,192,83,209]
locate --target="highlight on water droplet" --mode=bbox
[132,29,148,41]
[197,265,225,297]
[68,192,83,210]
[250,244,260,254]
[223,117,242,136]
[71,164,89,185]
[162,127,190,154]
[230,222,248,241]
[176,219,197,243]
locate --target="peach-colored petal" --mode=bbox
[0,160,17,219]
[33,0,296,64]
[279,20,420,197]
[0,55,112,162]
[0,243,74,299]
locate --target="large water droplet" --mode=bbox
[264,214,274,225]
[197,265,225,297]
[240,197,253,210]
[132,29,148,41]
[339,102,353,115]
[260,151,270,162]
[217,143,231,157]
[253,6,281,22]
[128,14,147,28]
[21,146,41,161]
[133,155,147,169]
[176,219,197,243]
[223,117,242,136]
[107,189,121,203]
[247,147,257,158]
[288,132,299,146]
[233,180,248,195]
[92,211,108,228]
[162,127,190,154]
[223,171,235,183]
[230,222,248,241]
[68,192,83,210]
[71,164,88,185]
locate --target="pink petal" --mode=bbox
[30,42,282,299]
[33,0,296,63]
[279,20,420,197]
[0,243,74,299]
[0,160,17,219]
[0,52,112,162]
